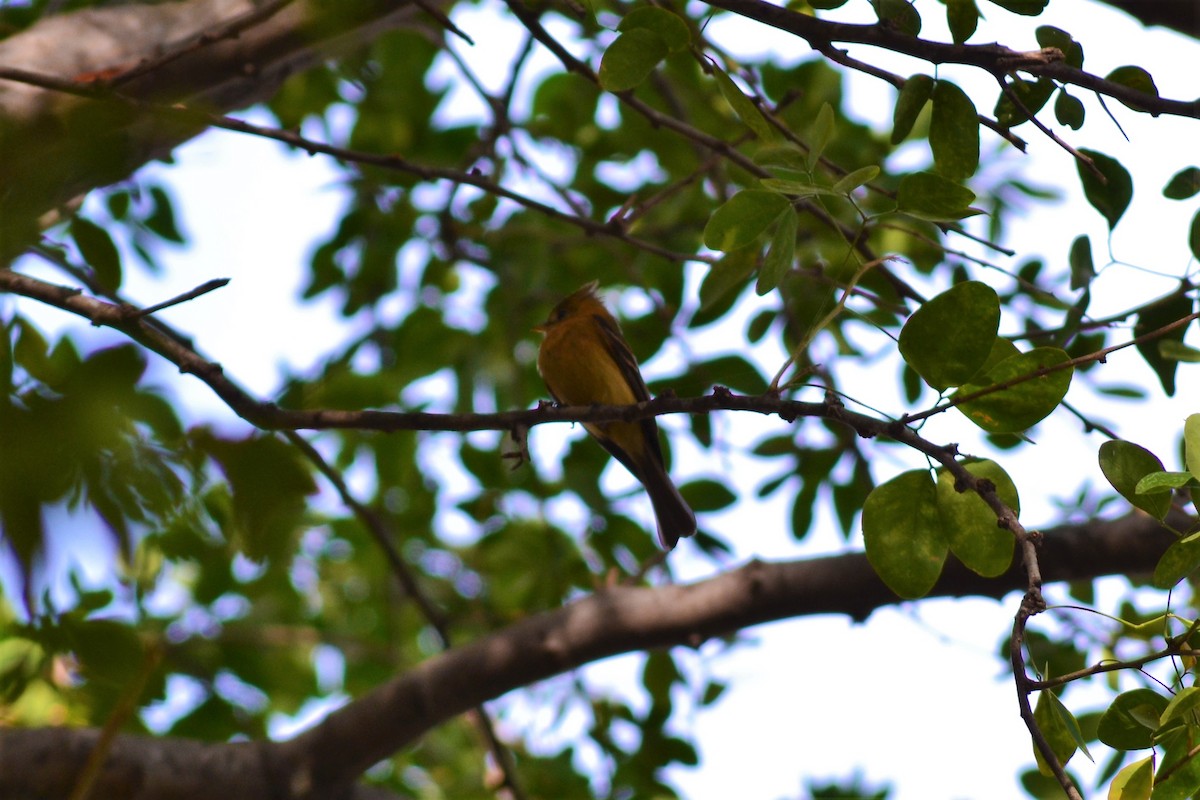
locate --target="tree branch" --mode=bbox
[0,511,1179,799]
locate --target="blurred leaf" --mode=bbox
[681,479,736,512]
[1190,209,1200,261]
[1068,235,1093,291]
[71,216,122,291]
[196,432,316,562]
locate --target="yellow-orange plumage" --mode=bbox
[535,282,696,550]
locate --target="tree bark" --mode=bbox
[0,511,1178,800]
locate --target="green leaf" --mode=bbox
[1077,149,1133,230]
[711,62,777,142]
[1154,530,1200,589]
[955,347,1073,433]
[987,0,1048,13]
[759,178,842,198]
[754,143,810,173]
[1097,689,1169,749]
[896,172,977,221]
[1164,167,1200,200]
[930,81,979,180]
[1046,690,1092,762]
[1053,90,1084,130]
[1035,26,1084,68]
[697,248,755,313]
[71,216,122,291]
[994,78,1055,127]
[898,281,999,391]
[945,0,979,43]
[862,469,947,599]
[703,190,790,252]
[1108,756,1154,800]
[598,29,668,92]
[1134,291,1194,396]
[1161,686,1200,730]
[146,185,185,244]
[873,0,921,36]
[891,74,934,144]
[1158,340,1200,363]
[936,459,1017,577]
[809,102,836,167]
[1190,208,1200,261]
[1067,235,1093,291]
[1098,440,1171,520]
[1155,722,1200,800]
[681,479,736,512]
[1032,690,1077,775]
[196,432,317,562]
[757,210,797,295]
[1134,471,1193,495]
[831,165,880,194]
[1106,65,1159,110]
[619,7,690,53]
[1186,414,1200,482]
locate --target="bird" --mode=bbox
[534,281,696,550]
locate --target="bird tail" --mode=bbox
[639,460,696,550]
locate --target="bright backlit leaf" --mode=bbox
[936,459,1018,577]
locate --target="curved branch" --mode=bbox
[0,511,1179,799]
[702,0,1200,119]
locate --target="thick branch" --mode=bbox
[0,511,1178,799]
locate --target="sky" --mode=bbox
[6,0,1200,798]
